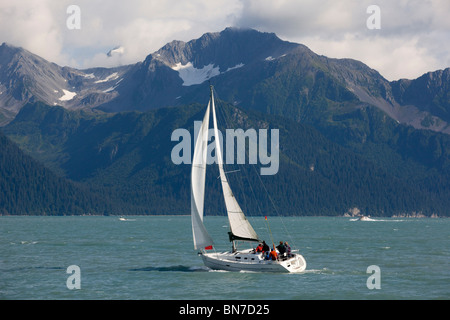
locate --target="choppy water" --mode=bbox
[0,216,448,300]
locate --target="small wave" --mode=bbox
[19,241,38,245]
[34,266,65,270]
[1,266,65,272]
[129,265,209,272]
[302,268,332,274]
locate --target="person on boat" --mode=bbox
[269,247,278,260]
[264,251,271,260]
[276,241,286,257]
[284,241,292,257]
[255,243,263,253]
[262,241,270,253]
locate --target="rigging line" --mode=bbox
[217,169,241,179]
[265,216,275,249]
[249,163,298,251]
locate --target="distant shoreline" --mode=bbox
[0,213,446,218]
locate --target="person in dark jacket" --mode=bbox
[276,241,286,256]
[262,241,270,253]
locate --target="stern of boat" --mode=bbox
[279,254,307,273]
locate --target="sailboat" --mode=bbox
[191,86,306,273]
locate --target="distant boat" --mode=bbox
[119,217,135,221]
[190,85,306,273]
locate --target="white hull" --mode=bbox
[201,249,306,273]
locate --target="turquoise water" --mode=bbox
[0,216,448,300]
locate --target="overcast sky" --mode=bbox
[0,0,449,81]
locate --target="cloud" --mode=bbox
[0,0,448,80]
[235,0,450,80]
[0,0,241,68]
[0,0,69,65]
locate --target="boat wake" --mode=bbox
[349,218,405,222]
[302,268,332,274]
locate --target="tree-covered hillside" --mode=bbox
[0,130,116,215]
[3,101,450,216]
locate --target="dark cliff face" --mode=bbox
[391,68,450,122]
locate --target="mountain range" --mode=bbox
[1,28,449,132]
[1,27,449,216]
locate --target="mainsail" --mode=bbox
[191,101,214,250]
[210,90,259,243]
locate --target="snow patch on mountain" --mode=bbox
[171,62,220,86]
[83,73,95,79]
[58,89,77,101]
[171,62,244,86]
[226,63,244,72]
[95,72,119,84]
